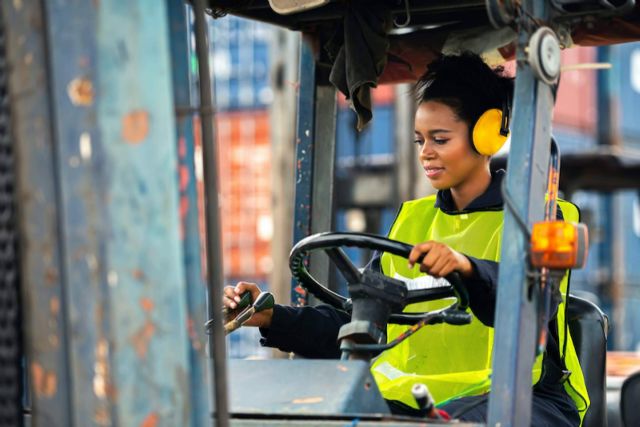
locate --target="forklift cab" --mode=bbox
[3,0,640,426]
[197,1,640,426]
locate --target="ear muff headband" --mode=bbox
[472,97,511,156]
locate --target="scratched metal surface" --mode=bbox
[6,0,194,425]
[94,0,192,425]
[291,38,316,307]
[2,0,73,424]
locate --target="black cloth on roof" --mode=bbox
[326,3,391,131]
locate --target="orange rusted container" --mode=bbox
[194,110,273,280]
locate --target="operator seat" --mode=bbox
[620,370,640,427]
[566,295,609,427]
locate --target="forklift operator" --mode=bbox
[223,52,589,426]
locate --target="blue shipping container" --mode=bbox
[552,127,597,153]
[336,104,396,161]
[611,42,640,145]
[208,16,273,111]
[567,191,605,295]
[621,191,640,286]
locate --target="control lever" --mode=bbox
[222,291,252,318]
[411,383,443,420]
[222,292,275,335]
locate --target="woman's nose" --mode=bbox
[420,142,435,159]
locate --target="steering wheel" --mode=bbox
[289,231,470,325]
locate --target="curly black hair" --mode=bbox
[415,52,514,135]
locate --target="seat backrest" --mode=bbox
[621,371,640,427]
[566,295,609,427]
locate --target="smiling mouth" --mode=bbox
[424,167,444,178]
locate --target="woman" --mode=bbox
[223,52,588,426]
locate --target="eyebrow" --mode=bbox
[414,129,452,136]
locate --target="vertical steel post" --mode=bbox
[269,29,299,307]
[1,1,73,424]
[167,1,209,426]
[10,0,192,424]
[43,1,106,424]
[291,37,317,306]
[309,85,337,291]
[487,1,554,425]
[191,0,230,425]
[291,36,337,305]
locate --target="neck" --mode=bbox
[450,166,492,210]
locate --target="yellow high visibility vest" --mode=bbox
[371,195,590,423]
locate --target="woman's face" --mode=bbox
[413,101,489,191]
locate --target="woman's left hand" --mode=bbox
[407,241,473,278]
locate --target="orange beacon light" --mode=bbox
[530,221,589,270]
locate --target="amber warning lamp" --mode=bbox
[530,221,589,270]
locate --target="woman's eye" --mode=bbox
[433,138,448,145]
[413,139,424,146]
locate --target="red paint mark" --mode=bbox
[45,267,58,284]
[179,165,190,191]
[31,362,57,397]
[122,110,149,144]
[130,320,156,359]
[140,297,154,312]
[132,269,145,280]
[49,297,60,316]
[140,412,159,427]
[186,316,203,352]
[178,136,186,158]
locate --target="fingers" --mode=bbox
[223,282,259,309]
[408,241,459,278]
[223,286,238,309]
[422,254,449,277]
[235,281,261,300]
[408,241,433,268]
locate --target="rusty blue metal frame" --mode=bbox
[93,1,192,423]
[6,0,194,425]
[1,1,73,424]
[291,37,317,306]
[291,37,338,305]
[167,1,209,426]
[487,1,555,425]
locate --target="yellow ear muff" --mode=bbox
[472,108,509,156]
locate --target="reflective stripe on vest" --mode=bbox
[371,195,590,423]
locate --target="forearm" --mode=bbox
[259,304,350,359]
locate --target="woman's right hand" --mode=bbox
[223,281,274,328]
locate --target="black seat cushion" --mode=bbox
[621,371,640,427]
[566,295,608,427]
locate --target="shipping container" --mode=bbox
[568,191,606,294]
[621,191,640,287]
[336,104,396,163]
[194,111,273,280]
[553,46,597,134]
[553,127,597,153]
[208,16,273,111]
[337,84,396,109]
[611,42,640,145]
[623,296,640,352]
